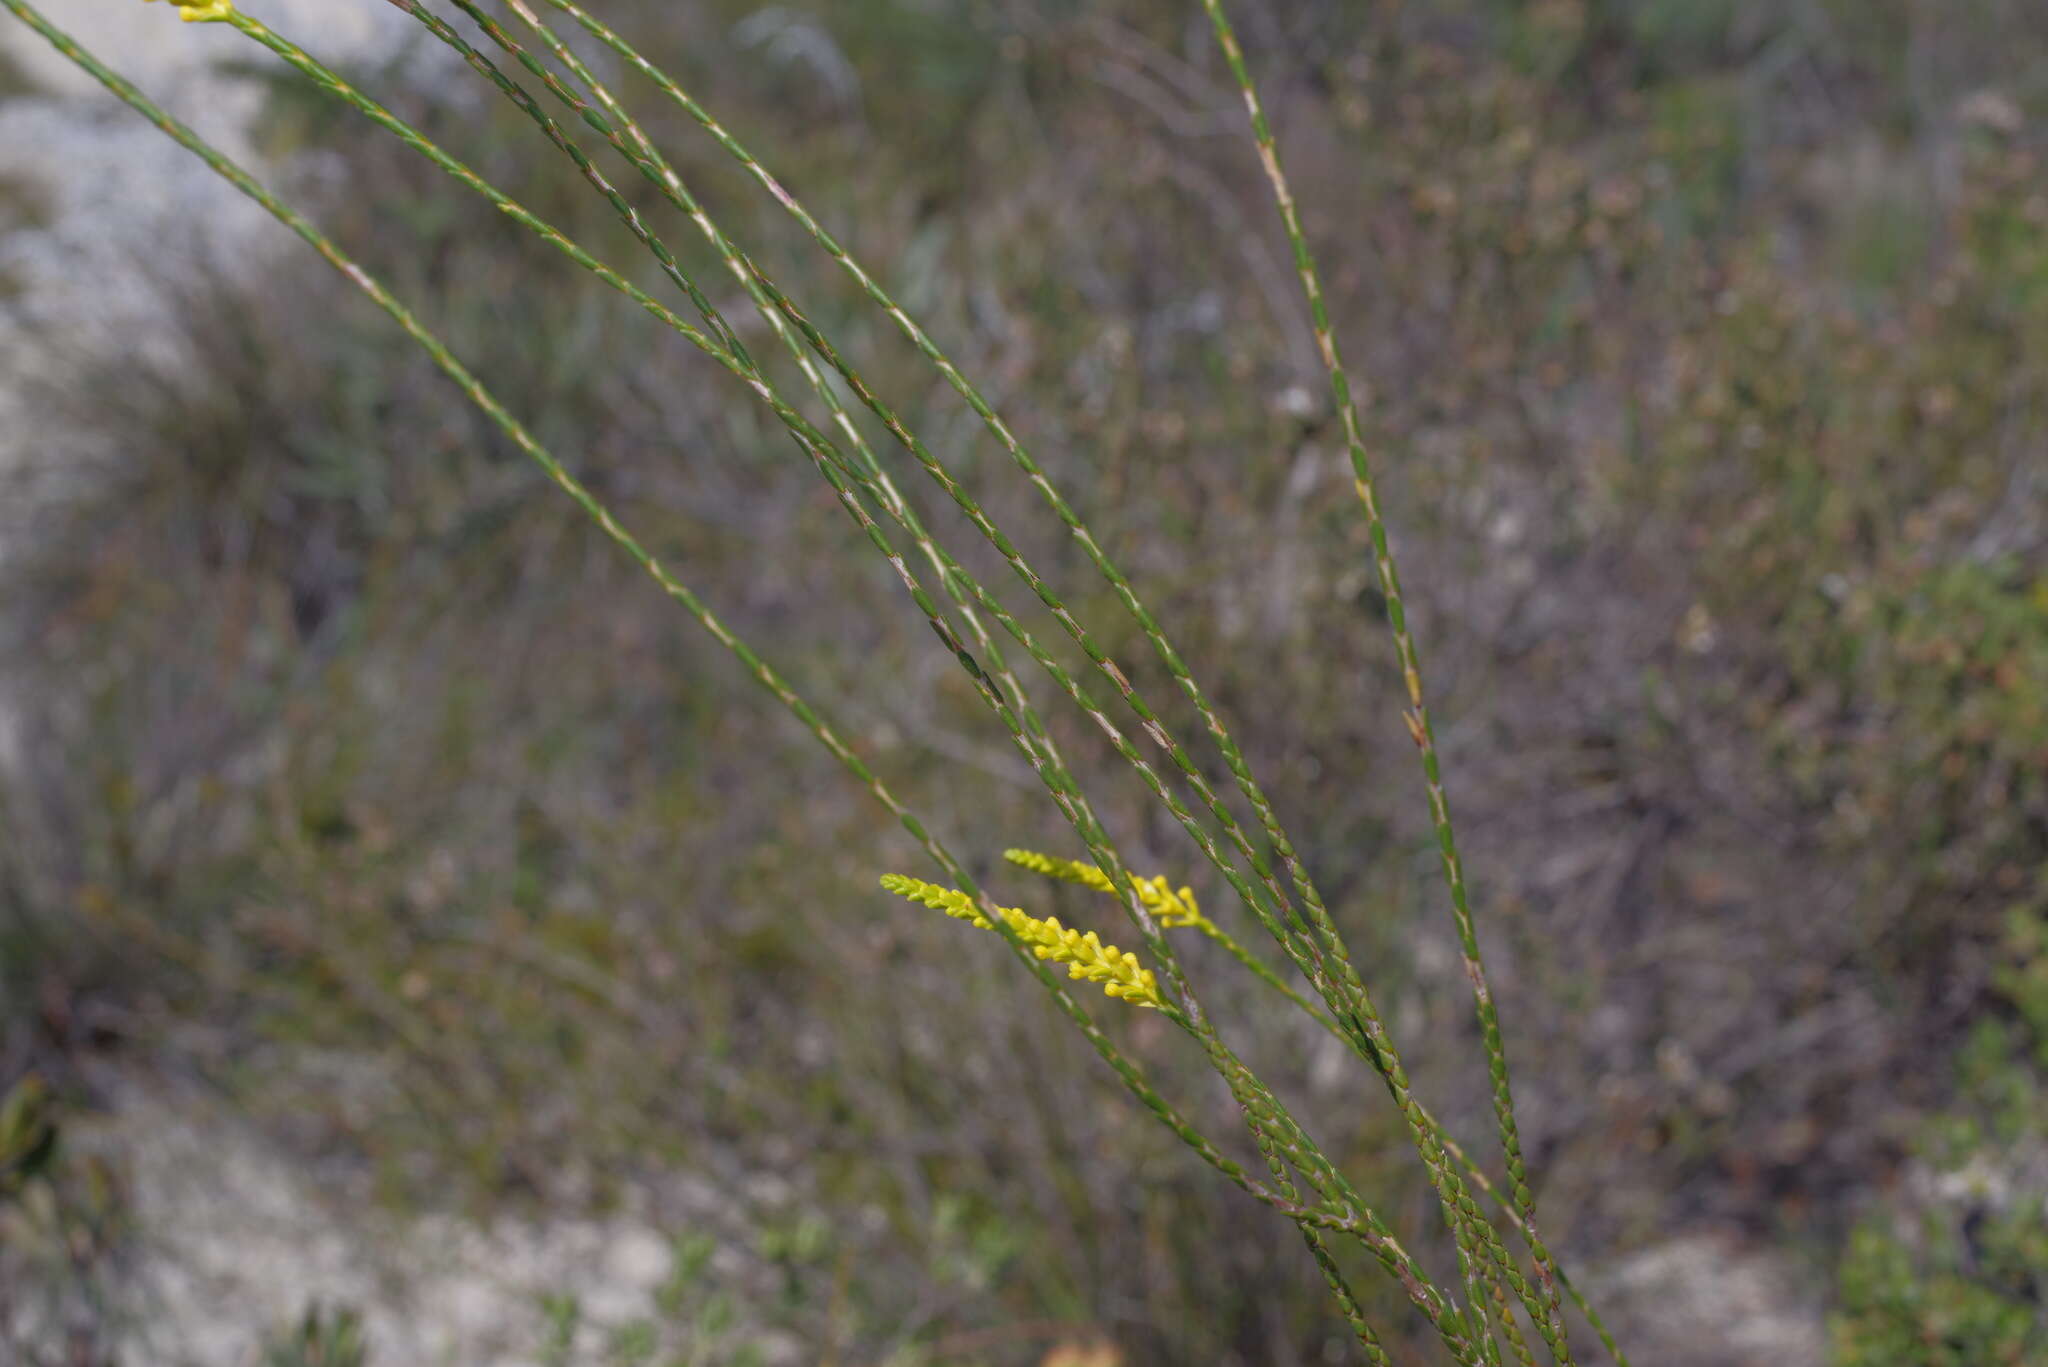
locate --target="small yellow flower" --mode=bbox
[879,874,1165,1009]
[1003,849,1210,931]
[143,0,237,23]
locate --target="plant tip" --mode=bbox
[142,0,235,24]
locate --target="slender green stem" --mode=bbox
[1068,876,1604,1358]
[1193,3,1577,1359]
[1303,1224,1395,1367]
[1248,1101,1395,1366]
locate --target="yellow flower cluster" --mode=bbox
[143,0,236,24]
[1003,848,1210,932]
[878,874,1165,1009]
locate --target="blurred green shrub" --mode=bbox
[262,1304,369,1367]
[0,1075,128,1361]
[1830,903,2048,1365]
[0,1074,55,1198]
[1831,1209,2044,1367]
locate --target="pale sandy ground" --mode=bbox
[0,5,1834,1364]
[60,1061,797,1366]
[0,1,406,434]
[0,0,423,568]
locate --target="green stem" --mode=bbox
[1194,3,1582,1359]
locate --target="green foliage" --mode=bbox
[1998,907,2048,1068]
[1830,890,2048,1365]
[0,1075,56,1198]
[1831,1212,2044,1367]
[0,165,48,300]
[0,40,34,99]
[262,1304,370,1367]
[538,1291,581,1367]
[0,1076,128,1362]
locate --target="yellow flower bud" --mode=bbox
[1003,849,1210,931]
[143,0,236,23]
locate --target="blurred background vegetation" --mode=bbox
[2,0,2045,1362]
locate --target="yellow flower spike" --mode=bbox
[144,0,237,23]
[878,873,1166,1010]
[877,873,990,929]
[1004,847,1113,893]
[1004,849,1213,932]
